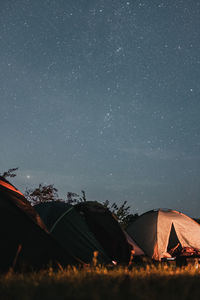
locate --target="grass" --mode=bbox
[0,264,200,300]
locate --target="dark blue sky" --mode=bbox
[1,0,200,217]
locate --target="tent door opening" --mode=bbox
[167,223,180,253]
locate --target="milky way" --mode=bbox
[1,1,200,217]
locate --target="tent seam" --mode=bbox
[50,206,74,232]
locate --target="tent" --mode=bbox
[35,202,111,264]
[123,231,144,256]
[126,209,200,260]
[34,201,72,230]
[75,201,131,264]
[0,177,76,271]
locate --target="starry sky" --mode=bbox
[1,0,200,217]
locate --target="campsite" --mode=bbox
[0,176,200,299]
[1,1,200,299]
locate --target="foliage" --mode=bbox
[103,200,130,222]
[0,167,19,179]
[25,182,88,206]
[66,190,87,204]
[103,200,138,228]
[25,183,60,205]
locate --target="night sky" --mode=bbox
[1,1,200,217]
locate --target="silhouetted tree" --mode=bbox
[0,167,19,179]
[25,183,59,205]
[66,190,87,204]
[103,200,139,228]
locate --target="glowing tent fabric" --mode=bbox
[0,177,76,271]
[127,209,200,260]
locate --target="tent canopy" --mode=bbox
[35,201,110,264]
[127,208,200,260]
[35,201,132,264]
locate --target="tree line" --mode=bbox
[0,168,139,228]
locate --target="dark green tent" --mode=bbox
[0,177,77,271]
[34,201,72,230]
[35,201,131,264]
[35,202,110,264]
[75,202,131,264]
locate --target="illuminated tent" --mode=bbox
[127,209,200,260]
[0,177,76,271]
[35,202,111,264]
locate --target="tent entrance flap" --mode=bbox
[167,223,180,252]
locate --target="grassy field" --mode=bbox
[1,263,200,300]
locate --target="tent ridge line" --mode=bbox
[50,206,74,232]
